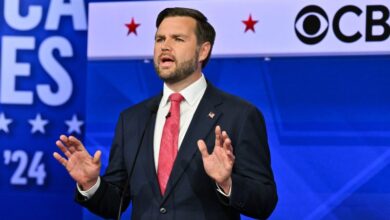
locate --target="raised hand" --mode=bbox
[53,135,101,190]
[197,125,235,193]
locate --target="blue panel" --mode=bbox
[0,1,86,219]
[85,55,390,220]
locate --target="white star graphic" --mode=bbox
[28,113,49,134]
[65,114,84,134]
[0,112,13,133]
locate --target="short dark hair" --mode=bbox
[156,7,216,68]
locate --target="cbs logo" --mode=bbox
[295,5,390,45]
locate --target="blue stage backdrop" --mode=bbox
[85,56,390,220]
[1,1,389,220]
[0,0,87,219]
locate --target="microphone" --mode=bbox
[165,112,171,119]
[117,107,157,220]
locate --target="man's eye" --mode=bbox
[155,38,164,43]
[175,38,184,42]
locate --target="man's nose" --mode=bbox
[161,39,172,51]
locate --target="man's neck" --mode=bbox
[165,71,202,92]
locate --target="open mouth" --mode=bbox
[160,55,175,68]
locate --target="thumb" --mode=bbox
[93,150,101,165]
[197,140,209,158]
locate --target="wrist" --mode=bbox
[217,177,232,194]
[79,178,98,191]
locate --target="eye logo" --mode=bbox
[295,5,329,45]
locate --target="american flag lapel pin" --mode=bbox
[208,112,215,119]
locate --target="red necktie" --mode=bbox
[157,93,184,195]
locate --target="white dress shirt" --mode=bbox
[153,74,207,170]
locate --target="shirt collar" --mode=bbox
[161,74,207,107]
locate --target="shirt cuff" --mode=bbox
[77,177,101,199]
[216,182,232,197]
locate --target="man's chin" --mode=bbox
[157,69,174,79]
[157,71,185,84]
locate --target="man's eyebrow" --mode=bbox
[155,33,189,39]
[171,34,188,38]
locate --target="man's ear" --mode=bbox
[198,42,211,63]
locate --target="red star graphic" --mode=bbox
[242,14,258,33]
[125,18,140,36]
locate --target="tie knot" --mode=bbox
[169,93,184,103]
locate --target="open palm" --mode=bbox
[198,126,235,192]
[53,135,101,190]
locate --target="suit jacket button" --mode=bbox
[160,207,167,214]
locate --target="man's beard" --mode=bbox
[154,50,199,84]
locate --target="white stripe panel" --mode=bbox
[88,0,390,59]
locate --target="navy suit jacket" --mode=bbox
[76,83,277,220]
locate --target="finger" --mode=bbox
[69,136,86,151]
[215,125,222,147]
[221,131,232,146]
[223,150,235,169]
[226,150,235,162]
[93,150,102,165]
[59,135,69,144]
[222,135,233,152]
[53,152,68,167]
[55,140,72,158]
[59,135,76,153]
[222,130,230,141]
[197,140,210,158]
[68,146,76,153]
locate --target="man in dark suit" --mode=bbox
[53,7,277,220]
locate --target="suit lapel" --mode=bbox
[162,84,223,203]
[143,94,163,199]
[143,112,163,199]
[127,94,160,178]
